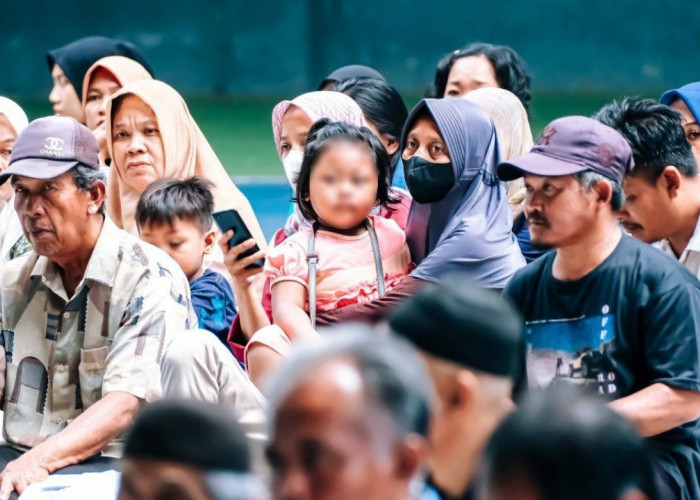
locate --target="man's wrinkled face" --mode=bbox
[618,173,670,244]
[523,174,599,248]
[267,361,399,500]
[13,172,92,259]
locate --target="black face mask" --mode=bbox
[404,156,455,203]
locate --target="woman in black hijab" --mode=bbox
[317,64,385,90]
[47,36,153,123]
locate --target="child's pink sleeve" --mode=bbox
[264,238,309,289]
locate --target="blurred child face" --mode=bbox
[308,140,379,232]
[139,217,216,281]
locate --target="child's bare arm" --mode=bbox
[271,281,319,341]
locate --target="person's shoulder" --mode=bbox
[509,250,553,284]
[113,228,187,283]
[3,250,41,286]
[191,268,233,295]
[619,235,700,286]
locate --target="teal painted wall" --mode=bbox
[2,0,699,98]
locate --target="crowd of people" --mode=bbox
[0,34,699,499]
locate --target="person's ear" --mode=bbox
[385,139,399,156]
[451,369,479,412]
[203,229,217,254]
[393,434,430,481]
[593,179,613,206]
[660,166,682,199]
[87,180,107,215]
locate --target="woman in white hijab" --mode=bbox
[0,97,30,273]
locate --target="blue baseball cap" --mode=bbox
[660,82,700,122]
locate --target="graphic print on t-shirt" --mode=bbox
[525,307,618,396]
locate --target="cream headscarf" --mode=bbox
[81,56,152,111]
[105,80,266,249]
[464,87,533,217]
[0,97,29,137]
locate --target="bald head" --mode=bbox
[265,330,432,500]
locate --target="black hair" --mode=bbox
[425,42,531,115]
[135,176,214,232]
[574,171,625,211]
[480,386,659,500]
[594,97,697,183]
[294,119,397,223]
[333,78,409,174]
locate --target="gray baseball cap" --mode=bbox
[1,116,99,185]
[498,116,634,185]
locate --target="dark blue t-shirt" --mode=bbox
[504,234,700,500]
[190,269,237,352]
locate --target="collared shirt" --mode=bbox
[656,215,700,277]
[0,217,196,450]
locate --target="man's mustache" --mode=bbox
[526,211,550,227]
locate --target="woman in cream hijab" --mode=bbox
[82,56,152,165]
[105,79,266,252]
[463,87,533,218]
[0,97,30,273]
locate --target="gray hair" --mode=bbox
[574,171,625,211]
[266,326,433,450]
[71,164,107,214]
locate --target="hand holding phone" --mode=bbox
[212,209,265,269]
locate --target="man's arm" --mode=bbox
[0,391,139,498]
[610,383,700,437]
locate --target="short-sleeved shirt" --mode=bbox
[190,269,237,351]
[504,234,700,499]
[0,217,196,451]
[264,215,412,312]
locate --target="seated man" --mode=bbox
[0,116,195,498]
[479,387,659,500]
[119,400,264,500]
[498,116,700,500]
[389,277,522,500]
[594,98,700,278]
[265,330,432,500]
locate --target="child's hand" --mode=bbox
[219,230,265,288]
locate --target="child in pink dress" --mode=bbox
[265,119,412,340]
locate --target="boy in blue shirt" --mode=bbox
[136,176,236,351]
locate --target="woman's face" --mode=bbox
[278,105,313,158]
[402,116,450,163]
[85,68,121,131]
[49,64,85,122]
[670,98,700,167]
[443,55,499,98]
[111,95,165,192]
[0,114,17,201]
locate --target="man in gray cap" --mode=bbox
[389,277,522,500]
[498,116,700,500]
[0,116,195,498]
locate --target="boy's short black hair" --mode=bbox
[293,119,397,223]
[136,176,215,232]
[594,97,697,183]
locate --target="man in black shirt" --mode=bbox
[498,116,700,500]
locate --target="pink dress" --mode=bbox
[265,215,412,312]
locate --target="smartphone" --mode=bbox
[212,209,264,269]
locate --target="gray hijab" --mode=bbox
[404,98,525,287]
